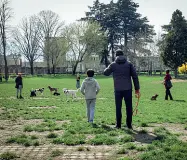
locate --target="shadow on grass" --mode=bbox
[132,130,157,144]
[92,123,115,132]
[173,100,186,102]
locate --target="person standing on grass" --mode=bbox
[80,69,100,123]
[164,70,173,100]
[76,73,80,89]
[103,49,140,129]
[15,73,24,99]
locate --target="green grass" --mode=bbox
[0,152,18,159]
[0,75,187,159]
[6,134,40,147]
[51,149,63,157]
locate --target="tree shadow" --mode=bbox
[132,130,157,144]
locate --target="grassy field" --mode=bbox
[0,75,187,160]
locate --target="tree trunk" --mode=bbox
[174,68,178,78]
[3,54,8,82]
[72,61,79,75]
[2,27,8,82]
[52,65,55,75]
[47,58,50,74]
[124,32,128,57]
[30,61,34,75]
[111,43,115,62]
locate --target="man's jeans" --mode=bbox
[115,90,132,128]
[86,99,96,122]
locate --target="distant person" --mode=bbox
[0,74,2,82]
[104,49,140,129]
[164,70,173,100]
[80,69,100,123]
[76,73,80,89]
[15,73,24,99]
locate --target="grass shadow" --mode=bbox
[132,130,157,144]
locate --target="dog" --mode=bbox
[35,88,45,95]
[48,86,58,94]
[63,88,79,100]
[53,92,60,96]
[151,94,159,100]
[30,90,36,97]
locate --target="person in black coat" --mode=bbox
[15,74,23,99]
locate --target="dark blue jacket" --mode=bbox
[104,55,140,91]
[15,76,23,88]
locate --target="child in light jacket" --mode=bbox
[80,69,100,123]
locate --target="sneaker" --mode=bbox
[20,96,24,99]
[115,126,121,129]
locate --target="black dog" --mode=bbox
[30,90,36,97]
[53,92,60,96]
[151,94,159,100]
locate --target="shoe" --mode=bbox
[127,125,133,130]
[115,126,121,129]
[17,96,19,99]
[20,96,24,99]
[128,126,133,130]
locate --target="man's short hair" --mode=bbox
[87,69,95,77]
[115,49,124,56]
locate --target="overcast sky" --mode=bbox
[11,0,187,33]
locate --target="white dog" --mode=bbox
[63,88,79,100]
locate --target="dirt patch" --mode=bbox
[28,106,57,109]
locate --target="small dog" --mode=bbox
[48,86,58,94]
[35,88,45,95]
[151,94,159,100]
[30,90,36,97]
[63,88,79,100]
[54,92,60,96]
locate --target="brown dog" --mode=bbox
[151,94,159,100]
[48,86,58,94]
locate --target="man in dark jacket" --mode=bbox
[15,74,23,99]
[104,49,140,129]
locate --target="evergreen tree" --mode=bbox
[161,9,187,78]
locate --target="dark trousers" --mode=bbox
[165,88,173,100]
[115,90,132,128]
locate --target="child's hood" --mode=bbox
[84,77,96,84]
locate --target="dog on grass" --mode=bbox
[53,92,60,96]
[30,90,36,97]
[48,86,58,94]
[151,94,159,100]
[63,88,79,100]
[35,88,45,95]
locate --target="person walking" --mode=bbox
[164,70,173,100]
[80,69,100,123]
[76,73,80,89]
[15,73,24,99]
[104,49,140,129]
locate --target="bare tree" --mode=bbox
[48,37,69,74]
[0,0,12,81]
[8,42,21,74]
[38,10,64,74]
[12,16,41,75]
[63,21,106,75]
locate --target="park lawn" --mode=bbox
[0,75,187,160]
